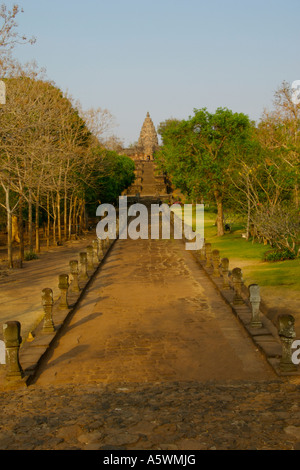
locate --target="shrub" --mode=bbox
[263,248,296,262]
[24,251,39,261]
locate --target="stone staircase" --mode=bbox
[141,162,157,196]
[127,161,169,197]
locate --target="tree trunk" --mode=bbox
[57,192,61,244]
[46,193,50,249]
[214,190,224,236]
[6,188,13,269]
[64,191,68,241]
[246,199,251,241]
[73,196,78,235]
[75,199,81,235]
[7,211,13,269]
[28,191,33,252]
[51,194,57,246]
[78,201,83,235]
[79,199,86,234]
[68,194,73,239]
[246,176,251,241]
[19,197,24,266]
[52,216,56,246]
[35,197,40,253]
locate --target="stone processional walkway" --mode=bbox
[1,232,300,450]
[34,236,274,386]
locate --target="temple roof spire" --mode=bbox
[138,112,159,160]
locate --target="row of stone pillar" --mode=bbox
[196,239,298,373]
[1,235,114,384]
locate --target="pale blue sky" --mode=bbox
[6,0,300,146]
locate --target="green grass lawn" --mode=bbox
[202,210,300,291]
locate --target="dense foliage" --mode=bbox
[156,86,300,256]
[0,74,134,267]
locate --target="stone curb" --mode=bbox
[0,237,117,390]
[189,248,300,378]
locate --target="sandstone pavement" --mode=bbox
[0,231,299,450]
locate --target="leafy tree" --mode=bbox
[84,148,135,213]
[156,108,253,235]
[0,71,94,264]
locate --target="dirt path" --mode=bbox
[33,235,275,386]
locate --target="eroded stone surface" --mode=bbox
[33,236,274,386]
[0,381,299,450]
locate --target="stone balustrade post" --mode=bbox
[97,238,104,259]
[220,258,230,290]
[3,321,23,380]
[232,267,244,305]
[58,274,69,309]
[249,284,262,328]
[205,243,212,268]
[69,260,81,293]
[42,288,55,334]
[86,245,95,270]
[212,249,221,277]
[79,252,89,281]
[278,314,297,372]
[92,240,99,263]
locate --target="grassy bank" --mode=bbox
[202,209,300,291]
[171,203,300,332]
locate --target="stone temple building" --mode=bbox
[137,112,159,161]
[122,112,171,198]
[123,112,160,162]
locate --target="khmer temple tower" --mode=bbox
[137,112,159,161]
[122,111,172,198]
